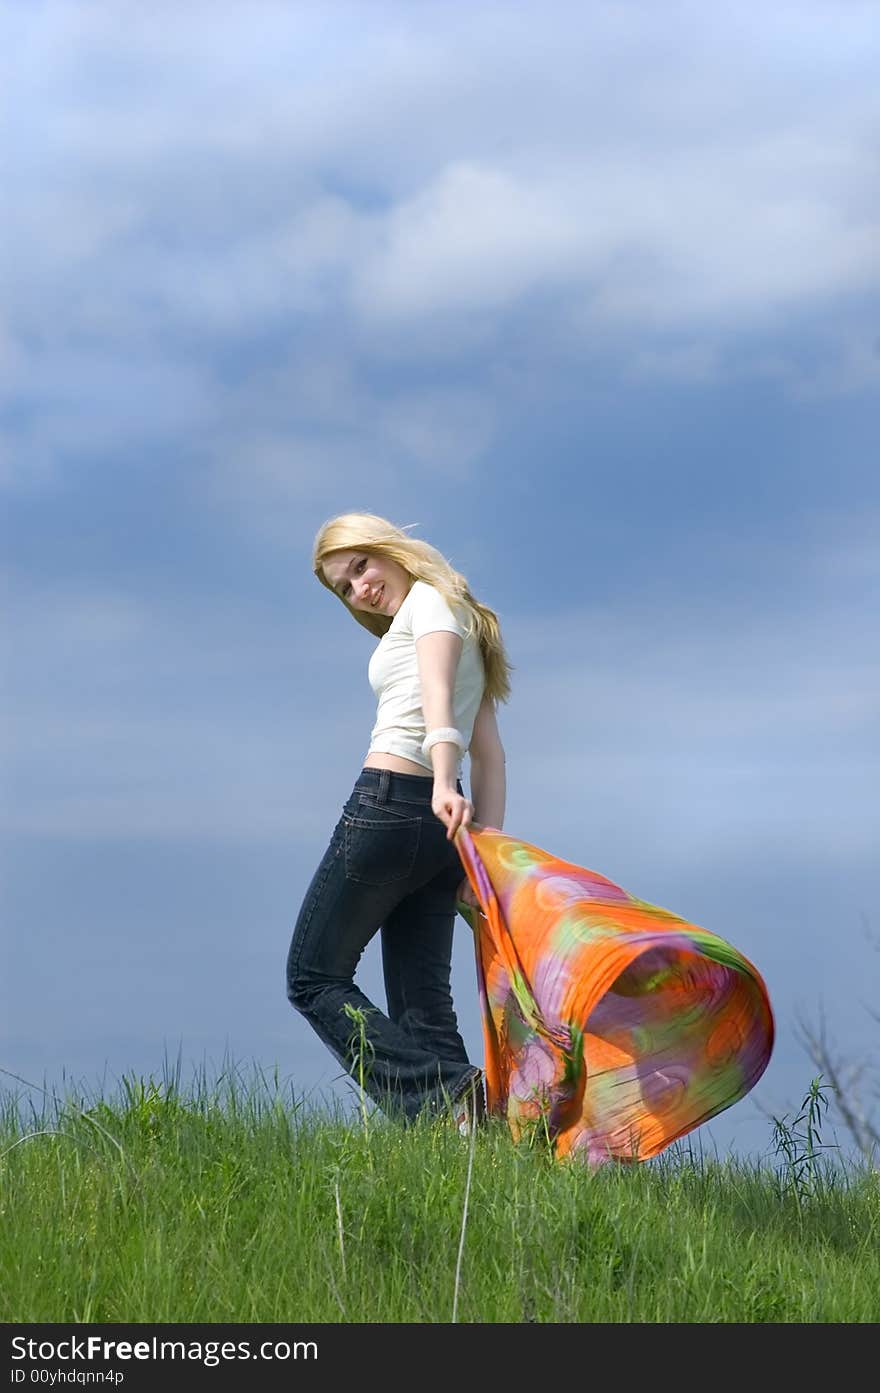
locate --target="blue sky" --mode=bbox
[2,0,878,1160]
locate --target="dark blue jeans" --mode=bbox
[286,767,479,1122]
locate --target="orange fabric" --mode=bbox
[455,825,774,1163]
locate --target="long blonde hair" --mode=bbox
[313,512,512,705]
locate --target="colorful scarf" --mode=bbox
[455,825,774,1164]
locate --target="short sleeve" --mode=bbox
[409,582,467,642]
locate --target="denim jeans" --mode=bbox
[286,767,480,1122]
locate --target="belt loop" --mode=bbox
[378,769,390,804]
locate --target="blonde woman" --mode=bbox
[286,512,511,1126]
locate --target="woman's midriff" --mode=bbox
[363,752,434,777]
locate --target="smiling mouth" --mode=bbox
[371,585,384,609]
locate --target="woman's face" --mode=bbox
[321,549,411,619]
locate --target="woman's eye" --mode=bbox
[340,558,366,599]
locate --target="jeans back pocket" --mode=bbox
[343,801,421,886]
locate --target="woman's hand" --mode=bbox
[432,785,474,840]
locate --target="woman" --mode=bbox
[286,512,512,1126]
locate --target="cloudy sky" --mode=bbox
[3,0,878,1160]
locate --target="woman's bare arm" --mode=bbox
[415,630,473,837]
[468,693,506,830]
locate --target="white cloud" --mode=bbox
[1,0,877,517]
[4,1,878,343]
[354,163,582,319]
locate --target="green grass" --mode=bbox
[1,1066,878,1323]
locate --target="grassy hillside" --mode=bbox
[1,1070,877,1323]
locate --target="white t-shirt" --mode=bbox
[366,580,485,773]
